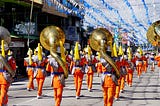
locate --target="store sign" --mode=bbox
[14,22,36,35]
[9,41,25,47]
[67,26,79,41]
[29,0,42,4]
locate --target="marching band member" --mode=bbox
[71,42,86,99]
[7,49,16,77]
[119,55,128,93]
[46,42,67,106]
[67,50,73,73]
[126,58,134,87]
[117,45,127,93]
[95,52,102,77]
[111,42,121,100]
[100,57,117,106]
[84,45,96,92]
[135,47,143,78]
[24,48,35,91]
[0,39,16,106]
[33,43,47,99]
[125,46,134,87]
[114,57,122,100]
[141,52,148,73]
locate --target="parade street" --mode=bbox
[8,65,160,106]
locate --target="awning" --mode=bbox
[11,34,39,40]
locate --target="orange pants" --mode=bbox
[0,84,8,106]
[74,70,84,97]
[52,75,64,106]
[142,61,147,73]
[102,87,115,106]
[120,76,125,91]
[54,86,63,106]
[102,75,116,106]
[136,63,142,77]
[86,73,93,90]
[114,78,121,99]
[36,78,45,96]
[126,70,133,86]
[27,75,34,90]
[0,73,10,106]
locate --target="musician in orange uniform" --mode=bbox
[71,42,86,99]
[100,57,117,106]
[119,55,128,93]
[95,52,102,77]
[24,48,35,91]
[84,45,97,92]
[7,50,16,77]
[0,40,16,106]
[125,58,134,87]
[141,53,148,73]
[125,46,134,87]
[114,57,122,100]
[46,56,64,105]
[135,48,143,78]
[33,43,47,99]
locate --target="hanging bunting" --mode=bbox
[46,0,84,18]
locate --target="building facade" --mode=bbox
[0,0,83,76]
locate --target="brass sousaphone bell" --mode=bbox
[89,28,120,78]
[40,26,68,79]
[0,26,15,77]
[147,20,160,46]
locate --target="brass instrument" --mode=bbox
[146,20,160,46]
[89,28,120,78]
[40,26,68,79]
[0,26,15,77]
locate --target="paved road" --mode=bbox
[8,65,160,106]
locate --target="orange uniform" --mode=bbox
[119,58,128,92]
[155,54,160,67]
[100,58,116,106]
[125,60,134,87]
[135,53,143,78]
[114,59,122,100]
[0,55,16,106]
[24,58,35,91]
[46,55,65,106]
[71,57,86,99]
[33,55,47,99]
[141,55,148,73]
[85,55,97,91]
[96,62,102,77]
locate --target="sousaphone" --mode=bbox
[89,28,120,78]
[40,26,68,79]
[147,20,160,46]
